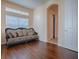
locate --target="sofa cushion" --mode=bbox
[16,29,23,37]
[7,30,17,38]
[22,29,28,36]
[8,35,38,44]
[7,33,13,38]
[27,29,35,36]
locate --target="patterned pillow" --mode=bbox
[6,33,12,39]
[16,32,19,37]
[22,29,28,36]
[7,30,17,38]
[8,33,12,38]
[27,29,35,35]
[11,32,17,38]
[16,29,23,37]
[9,32,14,38]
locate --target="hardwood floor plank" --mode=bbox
[1,40,78,59]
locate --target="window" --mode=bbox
[6,7,29,28]
[6,15,29,28]
[6,7,29,16]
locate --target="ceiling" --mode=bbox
[7,0,49,9]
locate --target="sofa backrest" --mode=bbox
[5,28,37,39]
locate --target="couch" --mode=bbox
[5,28,39,46]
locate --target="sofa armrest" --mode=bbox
[6,34,9,42]
[33,32,38,35]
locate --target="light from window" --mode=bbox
[6,7,29,16]
[6,15,29,28]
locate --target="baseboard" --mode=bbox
[64,47,78,53]
[39,40,47,42]
[58,44,78,52]
[40,40,78,53]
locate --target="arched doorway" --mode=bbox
[47,4,58,44]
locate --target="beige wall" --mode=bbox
[1,0,33,44]
[1,0,6,44]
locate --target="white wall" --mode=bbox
[61,0,78,51]
[33,0,58,42]
[33,0,78,51]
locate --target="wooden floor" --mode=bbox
[1,40,78,59]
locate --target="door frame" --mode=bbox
[47,4,58,43]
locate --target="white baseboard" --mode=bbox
[58,44,78,52]
[39,40,78,52]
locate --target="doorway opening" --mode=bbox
[47,4,58,45]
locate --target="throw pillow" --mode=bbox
[16,29,23,37]
[27,29,34,36]
[22,29,28,36]
[7,30,17,38]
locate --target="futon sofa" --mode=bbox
[5,28,39,46]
